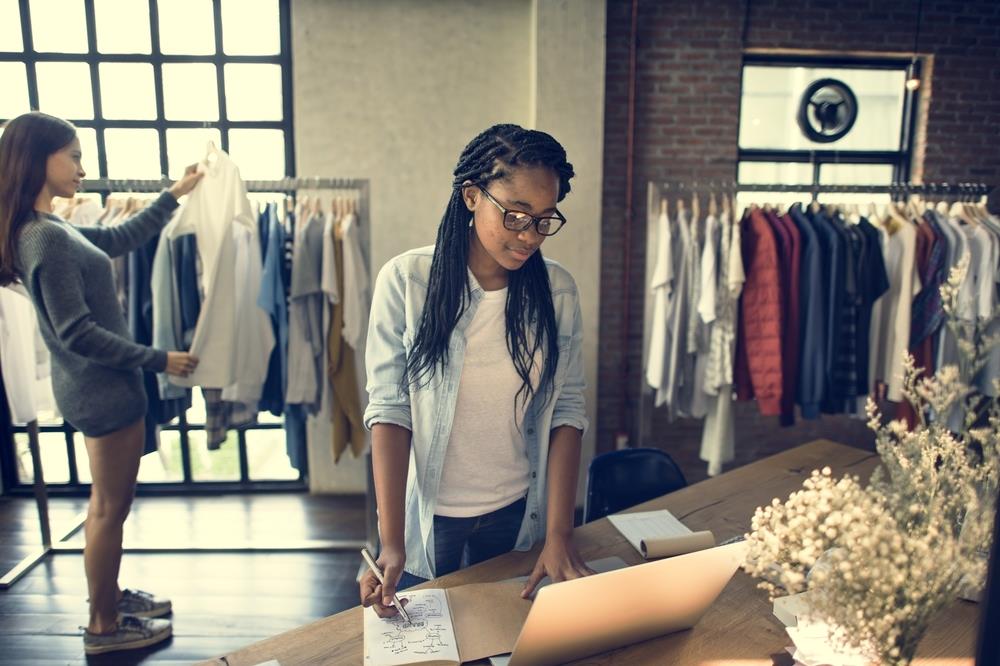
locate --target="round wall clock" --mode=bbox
[797,78,858,143]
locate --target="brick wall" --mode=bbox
[598,0,1000,483]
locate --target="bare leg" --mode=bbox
[84,418,144,634]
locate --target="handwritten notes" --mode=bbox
[607,509,692,556]
[364,589,460,666]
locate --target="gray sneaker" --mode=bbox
[117,588,172,618]
[83,615,172,655]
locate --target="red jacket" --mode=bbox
[735,209,784,416]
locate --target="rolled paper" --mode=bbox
[640,530,716,559]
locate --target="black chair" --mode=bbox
[583,447,688,523]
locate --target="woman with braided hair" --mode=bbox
[361,124,593,616]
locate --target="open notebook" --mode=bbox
[363,581,531,666]
[364,558,629,666]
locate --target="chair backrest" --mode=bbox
[584,448,687,523]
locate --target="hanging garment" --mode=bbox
[788,204,826,418]
[219,221,274,405]
[167,145,255,389]
[328,221,366,462]
[339,212,370,350]
[258,203,288,417]
[734,209,783,416]
[646,210,674,394]
[151,220,201,402]
[658,209,694,418]
[128,223,190,454]
[854,218,890,398]
[934,210,968,373]
[700,210,744,476]
[870,220,920,401]
[764,210,796,425]
[0,285,55,424]
[286,212,327,412]
[203,388,257,449]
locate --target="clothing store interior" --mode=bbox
[1,0,999,664]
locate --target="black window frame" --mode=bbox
[0,0,303,496]
[738,52,921,188]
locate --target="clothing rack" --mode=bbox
[1,175,378,589]
[637,179,995,448]
[652,181,992,198]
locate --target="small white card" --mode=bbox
[607,509,692,555]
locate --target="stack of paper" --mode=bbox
[607,509,715,559]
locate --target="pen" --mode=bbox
[361,547,411,623]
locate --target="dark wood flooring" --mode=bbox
[0,493,366,665]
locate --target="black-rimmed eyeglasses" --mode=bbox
[476,185,567,236]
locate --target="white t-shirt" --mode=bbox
[435,287,533,518]
[167,146,255,389]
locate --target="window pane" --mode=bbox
[72,432,91,483]
[228,129,284,179]
[221,0,279,55]
[15,431,71,484]
[246,429,298,480]
[136,430,184,483]
[739,66,905,151]
[0,0,23,51]
[158,0,214,55]
[36,61,93,119]
[162,63,218,121]
[737,162,813,185]
[99,63,156,120]
[75,126,99,179]
[224,64,282,121]
[0,62,29,119]
[189,430,240,481]
[820,163,895,185]
[105,128,160,178]
[166,127,220,178]
[186,388,207,425]
[29,0,87,53]
[95,0,150,54]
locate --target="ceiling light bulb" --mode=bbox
[905,76,921,91]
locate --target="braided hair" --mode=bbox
[405,124,574,411]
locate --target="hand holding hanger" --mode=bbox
[168,164,204,200]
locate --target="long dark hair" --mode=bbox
[0,112,77,286]
[405,124,574,410]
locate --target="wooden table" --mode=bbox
[200,440,980,665]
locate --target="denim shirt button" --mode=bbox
[526,428,535,435]
[531,471,536,478]
[530,512,538,520]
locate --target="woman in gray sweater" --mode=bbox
[0,112,202,655]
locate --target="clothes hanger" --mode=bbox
[660,196,668,218]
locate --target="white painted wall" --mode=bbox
[292,0,605,502]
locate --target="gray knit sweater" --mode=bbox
[15,191,179,436]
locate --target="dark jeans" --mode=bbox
[396,496,527,591]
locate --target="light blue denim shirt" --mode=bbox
[364,245,588,580]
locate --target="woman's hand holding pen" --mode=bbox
[360,545,409,619]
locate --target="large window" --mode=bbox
[0,0,300,494]
[737,53,920,206]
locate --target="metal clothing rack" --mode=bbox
[637,179,995,447]
[651,180,993,199]
[1,176,378,589]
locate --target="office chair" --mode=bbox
[583,447,687,523]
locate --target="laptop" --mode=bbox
[500,541,747,666]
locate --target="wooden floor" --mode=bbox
[0,493,366,665]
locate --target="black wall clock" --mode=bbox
[797,78,859,143]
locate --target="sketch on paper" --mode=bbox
[364,589,459,665]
